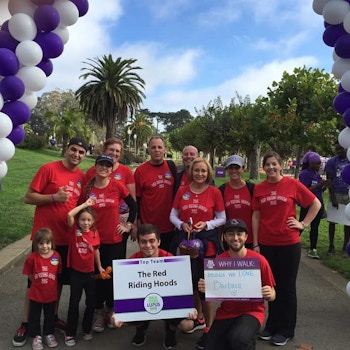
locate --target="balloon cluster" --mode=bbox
[313,0,350,221]
[0,0,89,182]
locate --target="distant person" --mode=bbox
[134,135,177,251]
[198,218,275,350]
[65,198,104,347]
[324,142,350,254]
[176,145,199,189]
[252,151,320,346]
[219,155,254,249]
[13,137,88,347]
[112,223,198,349]
[22,228,62,350]
[299,151,329,259]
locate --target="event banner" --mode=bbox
[204,258,262,302]
[113,255,194,322]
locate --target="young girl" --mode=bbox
[22,228,62,350]
[65,197,104,346]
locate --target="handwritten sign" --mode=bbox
[113,256,194,322]
[204,258,262,301]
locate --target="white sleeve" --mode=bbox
[169,208,183,230]
[206,210,226,230]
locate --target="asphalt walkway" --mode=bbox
[0,237,349,349]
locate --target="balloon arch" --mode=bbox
[0,0,89,182]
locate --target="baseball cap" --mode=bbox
[95,154,114,166]
[67,137,89,152]
[223,218,248,233]
[225,155,245,168]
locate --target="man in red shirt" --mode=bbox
[134,136,176,251]
[198,219,275,350]
[13,137,89,347]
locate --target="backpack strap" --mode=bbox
[166,160,178,198]
[218,183,226,198]
[245,180,255,198]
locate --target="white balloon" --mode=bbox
[15,41,43,67]
[345,203,350,220]
[323,0,350,25]
[0,138,15,162]
[8,13,37,42]
[344,11,350,33]
[54,1,79,26]
[52,25,70,45]
[0,161,8,180]
[313,0,332,15]
[8,0,35,17]
[0,93,3,110]
[341,71,350,92]
[333,49,341,61]
[332,58,350,78]
[18,92,38,110]
[346,281,350,296]
[347,148,350,162]
[338,127,350,148]
[0,113,13,138]
[16,67,47,92]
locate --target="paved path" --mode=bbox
[0,238,349,349]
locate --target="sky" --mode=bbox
[0,0,335,116]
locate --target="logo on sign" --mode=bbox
[144,293,163,314]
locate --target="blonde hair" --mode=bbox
[188,158,213,184]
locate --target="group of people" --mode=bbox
[12,134,346,350]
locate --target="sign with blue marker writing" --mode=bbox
[204,258,262,302]
[113,256,193,322]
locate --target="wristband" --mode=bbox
[300,221,307,229]
[50,194,56,202]
[252,244,259,249]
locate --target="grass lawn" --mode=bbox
[1,153,350,279]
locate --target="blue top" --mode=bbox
[299,168,324,205]
[324,156,349,194]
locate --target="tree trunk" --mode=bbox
[248,142,261,180]
[294,146,303,179]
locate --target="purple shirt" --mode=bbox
[299,169,324,204]
[324,156,349,194]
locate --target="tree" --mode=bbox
[150,110,194,133]
[76,55,146,140]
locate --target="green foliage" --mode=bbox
[17,134,47,150]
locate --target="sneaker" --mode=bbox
[185,318,206,334]
[271,334,291,346]
[106,309,116,329]
[55,318,66,333]
[328,245,335,255]
[82,332,93,341]
[163,324,177,349]
[195,332,207,350]
[257,329,272,341]
[12,325,28,347]
[92,309,105,333]
[32,335,43,350]
[44,334,58,348]
[308,249,320,259]
[64,336,76,347]
[132,325,147,346]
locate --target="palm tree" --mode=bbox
[125,113,153,152]
[76,55,146,140]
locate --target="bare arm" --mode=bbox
[262,285,276,301]
[252,210,260,252]
[24,186,70,205]
[94,248,104,274]
[67,197,96,228]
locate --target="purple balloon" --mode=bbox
[339,83,346,92]
[34,5,60,32]
[323,24,347,47]
[0,31,19,52]
[333,92,350,114]
[70,0,89,17]
[1,101,31,126]
[341,164,350,185]
[344,108,350,127]
[31,0,55,5]
[0,20,9,32]
[335,35,350,58]
[35,32,63,59]
[0,48,19,76]
[36,58,53,77]
[0,76,25,102]
[7,125,25,145]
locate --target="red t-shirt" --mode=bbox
[214,250,275,326]
[252,177,316,246]
[179,171,190,187]
[67,224,100,273]
[23,251,62,303]
[29,161,85,245]
[134,161,175,233]
[222,183,253,244]
[80,180,129,244]
[129,248,173,259]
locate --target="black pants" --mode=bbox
[260,243,301,338]
[299,206,324,250]
[96,243,124,309]
[28,300,55,338]
[66,269,96,336]
[205,315,260,350]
